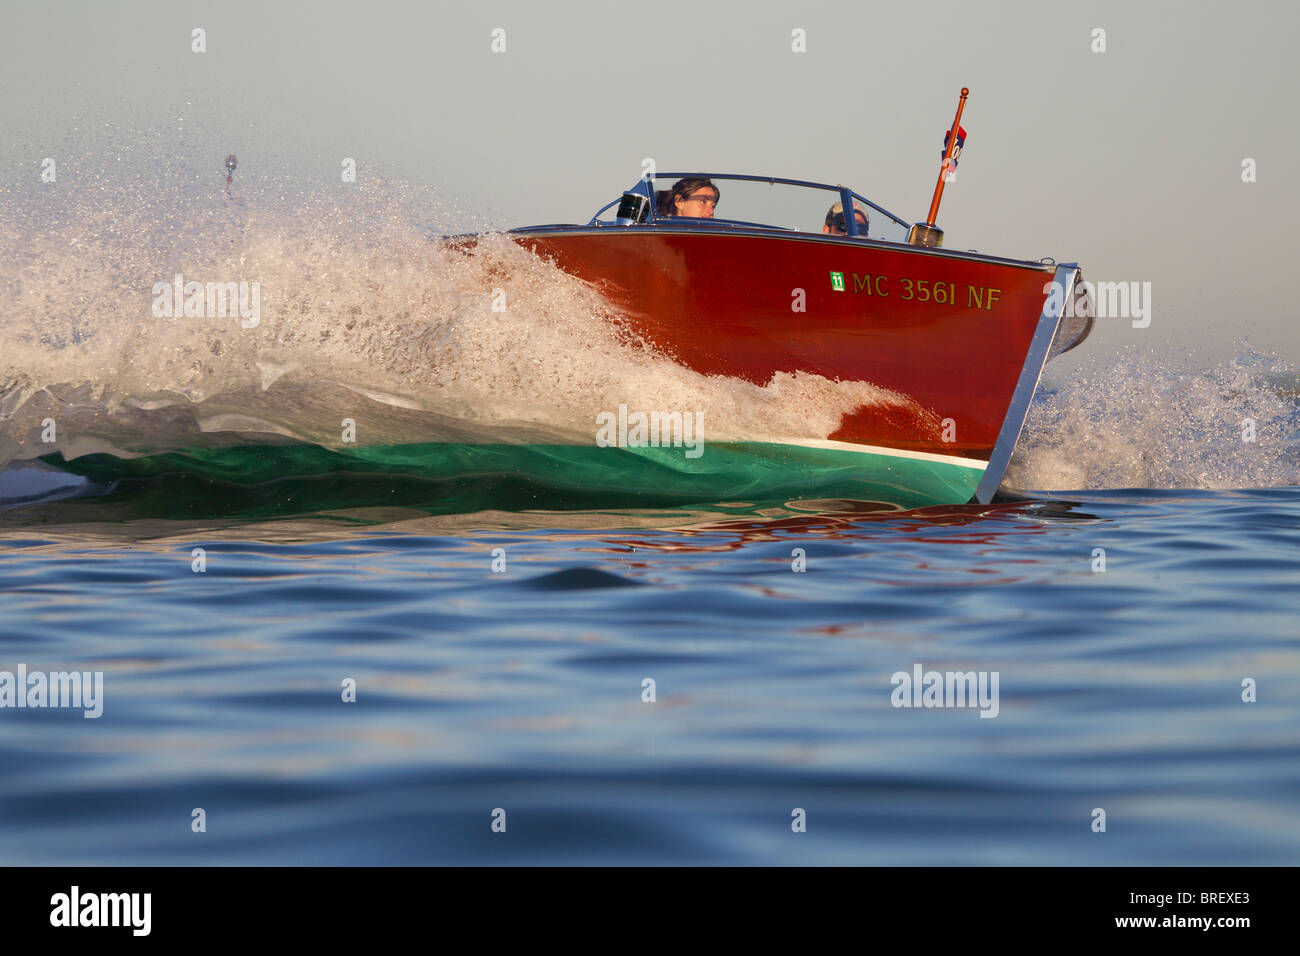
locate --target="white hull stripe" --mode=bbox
[760,437,988,470]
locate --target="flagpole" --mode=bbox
[927,88,969,225]
[908,87,968,248]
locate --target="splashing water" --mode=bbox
[0,171,922,470]
[1007,348,1300,490]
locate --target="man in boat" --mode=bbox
[656,178,720,218]
[823,199,869,236]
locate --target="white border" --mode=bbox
[755,436,987,471]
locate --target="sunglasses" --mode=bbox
[683,193,718,205]
[831,214,869,232]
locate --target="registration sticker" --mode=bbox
[830,271,845,292]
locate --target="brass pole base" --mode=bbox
[908,223,944,248]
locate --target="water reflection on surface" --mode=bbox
[0,489,1297,864]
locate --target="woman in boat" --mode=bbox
[656,178,720,218]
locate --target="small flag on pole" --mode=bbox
[941,126,967,180]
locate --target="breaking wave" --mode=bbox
[1007,348,1300,490]
[0,172,923,470]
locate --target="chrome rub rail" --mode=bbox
[973,262,1080,504]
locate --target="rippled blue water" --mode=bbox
[1,487,1297,865]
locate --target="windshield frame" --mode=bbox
[588,172,911,240]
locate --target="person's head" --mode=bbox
[669,178,720,218]
[823,200,869,236]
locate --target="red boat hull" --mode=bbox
[513,229,1056,462]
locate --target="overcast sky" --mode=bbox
[3,0,1297,366]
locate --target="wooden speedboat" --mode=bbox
[477,152,1091,508]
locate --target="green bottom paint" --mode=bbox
[41,441,984,520]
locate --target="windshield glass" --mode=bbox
[646,174,910,242]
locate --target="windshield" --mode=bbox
[630,173,911,242]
